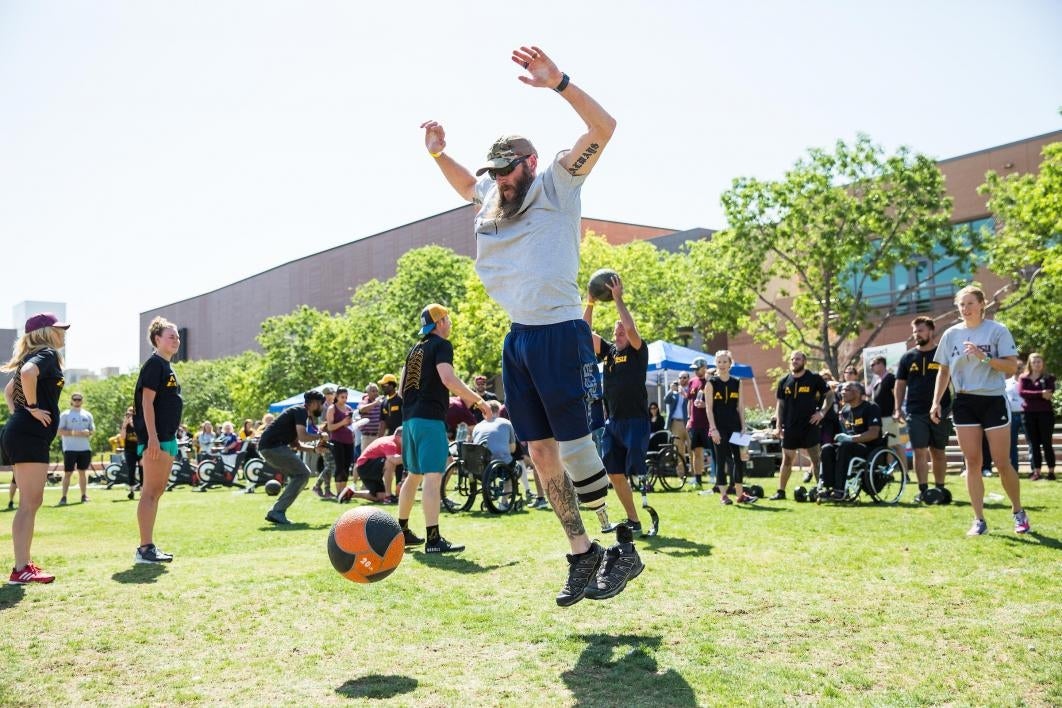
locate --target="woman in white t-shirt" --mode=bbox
[930,285,1029,536]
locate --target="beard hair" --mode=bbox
[915,336,929,346]
[489,167,534,220]
[791,363,805,374]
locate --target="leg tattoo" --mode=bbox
[546,473,586,540]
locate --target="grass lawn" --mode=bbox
[0,471,1059,706]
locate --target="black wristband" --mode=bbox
[25,403,38,409]
[554,73,570,93]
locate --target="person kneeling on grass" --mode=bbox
[338,427,403,504]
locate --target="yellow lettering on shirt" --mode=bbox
[614,355,628,364]
[798,385,810,394]
[729,391,739,400]
[927,362,940,372]
[910,362,920,373]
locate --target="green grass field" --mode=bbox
[0,471,1059,707]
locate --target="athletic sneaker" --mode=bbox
[6,501,13,511]
[9,562,55,584]
[264,511,291,525]
[802,471,814,484]
[440,497,458,513]
[967,519,988,536]
[402,528,424,546]
[1013,510,1031,534]
[312,485,325,498]
[981,469,993,478]
[81,495,89,503]
[828,489,846,501]
[584,539,644,601]
[737,492,757,504]
[127,490,135,500]
[720,495,733,505]
[556,541,605,607]
[424,536,464,553]
[58,497,67,506]
[336,487,354,504]
[531,497,550,510]
[134,544,173,564]
[769,490,786,501]
[1029,471,1042,481]
[1048,471,1057,481]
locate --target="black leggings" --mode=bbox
[712,439,743,488]
[1025,411,1057,470]
[124,445,142,486]
[332,442,355,483]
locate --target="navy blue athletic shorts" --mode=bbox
[502,320,599,443]
[601,417,650,477]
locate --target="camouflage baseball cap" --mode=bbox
[474,135,537,176]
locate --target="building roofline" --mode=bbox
[936,129,1062,165]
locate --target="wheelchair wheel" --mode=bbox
[866,448,905,504]
[654,448,687,491]
[481,461,518,514]
[444,461,477,513]
[243,458,265,484]
[197,459,217,484]
[105,463,123,484]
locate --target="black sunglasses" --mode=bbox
[489,156,528,180]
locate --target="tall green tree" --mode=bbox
[979,141,1062,373]
[710,134,973,376]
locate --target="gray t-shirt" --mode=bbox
[58,409,95,452]
[473,154,586,326]
[934,319,1017,396]
[471,417,516,465]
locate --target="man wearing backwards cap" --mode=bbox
[420,45,642,605]
[397,304,492,553]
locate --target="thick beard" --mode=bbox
[915,336,929,346]
[791,364,805,374]
[490,169,534,220]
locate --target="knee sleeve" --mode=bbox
[559,436,608,508]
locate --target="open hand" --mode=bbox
[511,46,562,88]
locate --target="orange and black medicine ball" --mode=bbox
[327,507,404,583]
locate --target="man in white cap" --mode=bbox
[420,45,642,605]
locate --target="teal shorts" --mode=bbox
[401,418,448,474]
[137,439,179,458]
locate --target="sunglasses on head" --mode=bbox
[489,156,528,180]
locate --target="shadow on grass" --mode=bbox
[734,503,790,513]
[111,564,167,584]
[335,674,417,699]
[640,535,712,557]
[411,554,520,574]
[995,530,1062,551]
[257,523,331,532]
[562,633,696,707]
[0,584,26,610]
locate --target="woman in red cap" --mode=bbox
[1,312,69,584]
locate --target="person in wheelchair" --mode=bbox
[819,382,883,501]
[471,400,518,509]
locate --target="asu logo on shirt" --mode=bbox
[165,373,178,388]
[614,354,628,364]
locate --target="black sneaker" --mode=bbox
[584,540,644,601]
[402,528,424,546]
[58,497,67,506]
[769,490,786,501]
[556,541,605,607]
[134,544,173,564]
[424,536,464,553]
[802,471,813,484]
[264,511,291,525]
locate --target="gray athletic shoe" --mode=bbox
[556,541,605,607]
[584,539,644,601]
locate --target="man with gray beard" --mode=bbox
[419,45,643,605]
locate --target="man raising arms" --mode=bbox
[420,45,642,605]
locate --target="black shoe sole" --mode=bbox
[556,590,586,607]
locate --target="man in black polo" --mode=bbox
[894,316,953,502]
[869,355,906,466]
[470,375,499,423]
[583,273,649,541]
[257,390,327,525]
[820,382,883,499]
[770,351,832,500]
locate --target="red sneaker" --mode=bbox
[9,563,55,585]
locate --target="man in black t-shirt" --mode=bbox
[257,390,327,525]
[583,273,648,535]
[820,382,883,499]
[470,375,500,423]
[894,316,953,499]
[398,304,492,553]
[770,351,832,500]
[378,374,403,436]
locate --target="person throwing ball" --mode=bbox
[420,45,643,604]
[397,304,491,553]
[257,390,328,525]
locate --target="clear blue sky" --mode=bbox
[1,0,1059,371]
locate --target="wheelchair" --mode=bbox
[442,441,486,513]
[480,458,523,514]
[816,435,906,504]
[644,430,689,491]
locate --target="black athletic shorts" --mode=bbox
[64,450,92,472]
[782,423,821,451]
[906,412,952,450]
[952,393,1010,431]
[1,424,55,465]
[688,427,711,450]
[356,458,386,495]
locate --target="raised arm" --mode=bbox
[606,275,641,350]
[420,121,477,202]
[582,290,603,355]
[510,46,616,177]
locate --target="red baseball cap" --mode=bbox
[25,312,70,333]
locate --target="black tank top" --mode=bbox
[709,376,741,433]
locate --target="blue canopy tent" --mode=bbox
[268,383,360,414]
[643,340,762,408]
